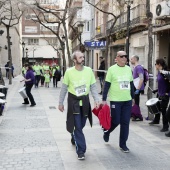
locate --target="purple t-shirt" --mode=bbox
[25,70,35,84]
[133,65,144,90]
[157,72,169,96]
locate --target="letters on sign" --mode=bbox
[84,41,106,49]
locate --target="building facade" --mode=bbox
[22,0,63,66]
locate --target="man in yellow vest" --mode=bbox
[33,62,42,88]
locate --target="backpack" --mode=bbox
[143,68,149,86]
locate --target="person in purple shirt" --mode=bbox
[21,64,36,107]
[149,59,170,133]
[130,55,144,121]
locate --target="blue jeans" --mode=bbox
[72,107,87,155]
[106,100,132,148]
[99,76,104,91]
[35,75,41,87]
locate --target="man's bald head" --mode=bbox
[117,51,127,56]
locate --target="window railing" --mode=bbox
[106,4,147,34]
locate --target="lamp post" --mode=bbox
[22,42,25,66]
[77,22,84,51]
[0,30,5,85]
[25,48,28,63]
[33,47,36,64]
[125,0,133,63]
[61,35,65,76]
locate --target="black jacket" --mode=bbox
[67,92,92,133]
[97,60,105,77]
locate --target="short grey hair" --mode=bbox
[133,55,139,61]
[71,50,82,60]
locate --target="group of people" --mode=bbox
[130,56,170,137]
[58,50,134,160]
[58,50,170,160]
[22,62,61,88]
[21,62,61,107]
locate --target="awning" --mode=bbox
[110,38,126,47]
[153,25,170,33]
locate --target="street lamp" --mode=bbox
[22,42,25,65]
[33,47,36,64]
[0,30,4,86]
[125,0,133,63]
[61,35,65,76]
[77,22,84,50]
[25,48,28,63]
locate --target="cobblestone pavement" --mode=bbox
[0,75,170,170]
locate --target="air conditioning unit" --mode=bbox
[154,1,170,19]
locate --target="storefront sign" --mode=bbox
[84,41,106,49]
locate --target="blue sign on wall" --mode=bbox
[84,41,106,49]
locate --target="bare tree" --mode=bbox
[86,0,125,69]
[146,0,154,120]
[26,0,73,74]
[0,0,24,84]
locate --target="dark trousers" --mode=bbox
[6,71,9,78]
[53,76,58,87]
[106,100,132,148]
[166,105,170,123]
[134,93,140,106]
[73,107,87,155]
[25,84,36,105]
[11,72,14,78]
[99,76,104,92]
[134,90,143,119]
[153,97,169,129]
[35,75,41,87]
[41,76,45,85]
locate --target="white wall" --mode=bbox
[24,38,58,59]
[0,25,22,77]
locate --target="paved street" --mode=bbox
[0,75,170,170]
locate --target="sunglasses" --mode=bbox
[119,55,127,58]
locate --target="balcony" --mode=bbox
[106,4,147,35]
[95,23,106,39]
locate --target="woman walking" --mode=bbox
[149,59,170,132]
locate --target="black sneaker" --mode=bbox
[30,104,36,107]
[71,136,75,145]
[149,121,159,125]
[120,146,130,153]
[103,132,110,142]
[160,128,168,132]
[132,117,143,121]
[78,153,85,160]
[165,131,170,137]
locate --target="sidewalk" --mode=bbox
[0,75,170,170]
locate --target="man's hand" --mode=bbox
[102,101,107,105]
[135,89,140,95]
[58,105,64,112]
[94,101,100,108]
[20,79,25,82]
[152,89,158,94]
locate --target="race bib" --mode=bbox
[75,85,86,96]
[119,81,130,90]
